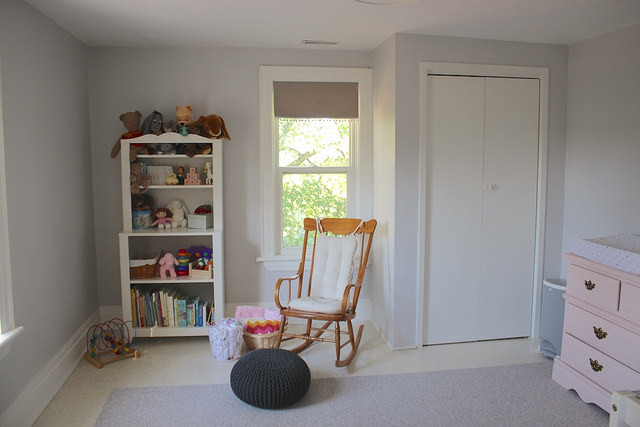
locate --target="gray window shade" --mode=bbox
[273,81,359,118]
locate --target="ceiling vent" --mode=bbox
[302,40,338,46]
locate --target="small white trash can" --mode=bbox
[538,278,567,358]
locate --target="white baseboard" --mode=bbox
[0,310,100,427]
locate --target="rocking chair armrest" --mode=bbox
[341,282,362,314]
[274,274,303,309]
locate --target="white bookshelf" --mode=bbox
[118,133,224,337]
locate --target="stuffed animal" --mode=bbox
[166,199,190,228]
[151,207,173,229]
[158,252,178,279]
[111,111,144,160]
[183,143,212,158]
[176,105,193,136]
[165,173,179,185]
[158,143,176,155]
[130,162,150,194]
[141,110,164,135]
[163,120,178,133]
[191,114,231,140]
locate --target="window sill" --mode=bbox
[0,326,24,360]
[256,255,308,272]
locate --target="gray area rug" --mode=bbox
[95,361,608,426]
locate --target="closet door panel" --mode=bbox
[478,77,539,339]
[424,75,485,344]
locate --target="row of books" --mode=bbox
[130,286,213,328]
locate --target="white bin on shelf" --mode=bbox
[538,278,567,358]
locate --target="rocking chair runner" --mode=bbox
[274,217,377,367]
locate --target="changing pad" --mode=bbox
[567,233,640,275]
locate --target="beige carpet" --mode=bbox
[95,360,608,426]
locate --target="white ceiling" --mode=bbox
[24,0,640,51]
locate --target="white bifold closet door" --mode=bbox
[424,75,539,345]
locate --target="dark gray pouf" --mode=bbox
[230,348,311,409]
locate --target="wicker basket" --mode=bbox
[243,331,279,350]
[129,254,158,279]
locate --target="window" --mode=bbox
[258,67,372,269]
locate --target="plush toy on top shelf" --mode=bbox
[141,110,164,135]
[191,114,231,141]
[176,105,194,137]
[111,111,145,161]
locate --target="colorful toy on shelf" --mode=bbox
[158,252,178,279]
[184,167,201,185]
[177,166,185,185]
[175,248,190,276]
[204,162,214,185]
[84,318,140,369]
[151,207,173,229]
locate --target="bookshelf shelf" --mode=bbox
[118,134,224,334]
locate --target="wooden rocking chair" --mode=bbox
[274,217,377,367]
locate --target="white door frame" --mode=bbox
[417,62,549,346]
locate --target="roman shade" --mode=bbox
[273,81,359,119]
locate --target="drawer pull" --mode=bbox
[589,358,604,372]
[584,280,596,290]
[593,326,608,340]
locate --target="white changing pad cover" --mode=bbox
[567,233,640,275]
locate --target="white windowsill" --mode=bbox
[256,255,308,272]
[0,326,24,360]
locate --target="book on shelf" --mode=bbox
[130,285,212,328]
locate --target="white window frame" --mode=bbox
[258,66,372,271]
[0,59,23,359]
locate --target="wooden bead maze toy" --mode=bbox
[84,318,140,368]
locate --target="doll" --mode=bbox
[151,208,173,229]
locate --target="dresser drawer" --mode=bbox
[619,282,640,323]
[563,302,640,367]
[567,264,620,311]
[561,333,640,393]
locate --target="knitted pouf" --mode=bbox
[230,348,311,409]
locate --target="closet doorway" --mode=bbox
[421,64,548,345]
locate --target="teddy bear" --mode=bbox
[166,199,190,228]
[130,162,151,194]
[158,252,178,279]
[191,114,231,140]
[176,105,194,136]
[111,111,145,160]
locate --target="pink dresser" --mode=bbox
[552,253,640,412]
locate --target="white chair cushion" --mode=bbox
[310,234,357,300]
[289,296,351,314]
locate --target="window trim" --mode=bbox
[258,66,372,271]
[0,59,24,359]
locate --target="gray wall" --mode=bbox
[0,0,96,415]
[378,34,569,348]
[88,48,372,309]
[562,22,640,270]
